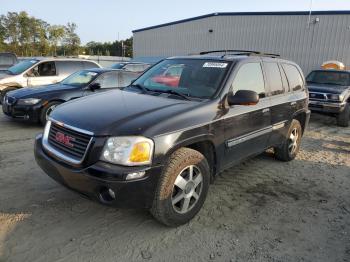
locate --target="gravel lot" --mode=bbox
[0,111,349,262]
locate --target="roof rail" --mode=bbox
[199,50,280,58]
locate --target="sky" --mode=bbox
[1,0,350,44]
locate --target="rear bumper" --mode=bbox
[309,100,346,114]
[34,134,162,209]
[2,102,41,122]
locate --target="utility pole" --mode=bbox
[307,0,313,28]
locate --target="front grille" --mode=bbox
[48,123,92,160]
[309,93,326,100]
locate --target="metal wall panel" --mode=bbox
[133,14,350,74]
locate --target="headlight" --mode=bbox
[100,136,154,166]
[328,94,344,101]
[17,98,41,105]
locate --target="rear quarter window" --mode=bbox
[282,64,304,91]
[83,61,99,69]
[56,61,84,75]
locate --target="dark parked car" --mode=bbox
[3,68,139,124]
[34,51,310,226]
[0,52,18,73]
[110,62,151,72]
[307,69,350,126]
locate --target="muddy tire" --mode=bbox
[274,119,302,162]
[150,147,210,227]
[336,103,349,127]
[40,101,61,125]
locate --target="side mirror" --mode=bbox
[89,82,101,91]
[227,90,259,106]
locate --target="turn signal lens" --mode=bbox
[129,142,152,163]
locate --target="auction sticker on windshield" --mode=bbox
[203,62,228,68]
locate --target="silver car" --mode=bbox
[0,58,101,102]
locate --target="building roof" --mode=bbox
[133,10,350,33]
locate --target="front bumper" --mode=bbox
[308,100,346,114]
[2,101,41,122]
[34,134,162,208]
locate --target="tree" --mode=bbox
[48,25,65,55]
[63,22,81,56]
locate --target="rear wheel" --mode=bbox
[150,148,210,227]
[40,101,61,125]
[337,103,349,127]
[274,119,302,162]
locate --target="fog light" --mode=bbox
[108,188,116,199]
[126,171,146,180]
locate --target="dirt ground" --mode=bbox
[0,110,349,262]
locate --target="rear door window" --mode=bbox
[282,64,304,91]
[264,62,284,96]
[231,62,266,98]
[56,61,84,75]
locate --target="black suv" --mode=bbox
[307,69,350,127]
[34,51,310,226]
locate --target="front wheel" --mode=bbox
[274,119,302,162]
[0,87,18,104]
[40,101,61,125]
[150,148,210,227]
[337,103,350,127]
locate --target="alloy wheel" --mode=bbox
[45,104,57,120]
[288,128,299,155]
[171,165,203,214]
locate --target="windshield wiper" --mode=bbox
[129,84,150,93]
[322,82,341,86]
[151,89,191,100]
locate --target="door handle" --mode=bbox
[290,101,297,106]
[262,108,270,113]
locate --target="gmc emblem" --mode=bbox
[55,132,75,148]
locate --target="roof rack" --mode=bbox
[199,50,280,58]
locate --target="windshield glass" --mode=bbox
[131,59,231,99]
[7,59,39,75]
[306,71,350,86]
[61,70,99,87]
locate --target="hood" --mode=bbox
[307,83,349,94]
[8,84,76,98]
[50,90,207,137]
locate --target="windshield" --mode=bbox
[61,70,99,87]
[306,71,350,86]
[7,59,39,75]
[131,59,231,99]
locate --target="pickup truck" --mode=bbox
[307,69,350,127]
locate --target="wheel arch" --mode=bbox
[292,110,308,134]
[163,135,218,182]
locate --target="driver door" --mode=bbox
[223,61,272,168]
[27,61,58,87]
